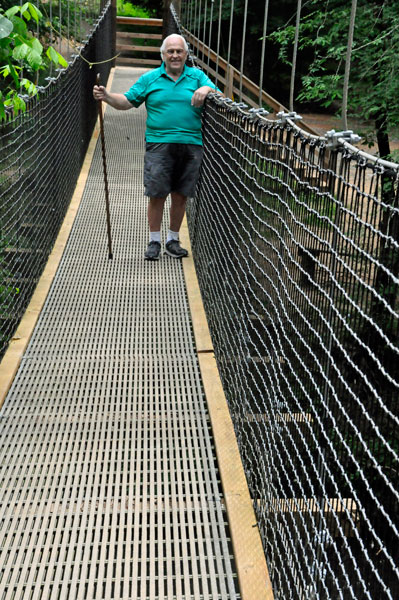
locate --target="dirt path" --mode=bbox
[301,112,399,156]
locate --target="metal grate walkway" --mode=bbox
[0,68,240,600]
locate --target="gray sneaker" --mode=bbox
[144,241,161,260]
[165,239,188,258]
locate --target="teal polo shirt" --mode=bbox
[124,63,217,145]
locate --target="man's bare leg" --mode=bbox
[148,196,167,231]
[169,191,187,232]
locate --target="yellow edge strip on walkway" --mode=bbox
[180,220,275,600]
[0,69,116,411]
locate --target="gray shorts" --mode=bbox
[144,142,204,198]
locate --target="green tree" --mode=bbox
[270,0,399,160]
[0,2,67,119]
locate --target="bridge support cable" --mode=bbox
[289,0,302,112]
[187,95,399,599]
[259,0,270,107]
[342,0,358,130]
[238,0,249,103]
[215,0,223,89]
[226,0,235,73]
[207,0,215,70]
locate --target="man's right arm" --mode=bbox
[93,85,132,110]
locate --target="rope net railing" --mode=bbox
[162,8,399,600]
[186,98,399,598]
[162,6,399,597]
[0,1,113,357]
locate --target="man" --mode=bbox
[93,34,217,261]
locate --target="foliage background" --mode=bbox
[193,0,399,159]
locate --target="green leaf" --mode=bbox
[57,52,68,68]
[20,2,32,20]
[26,47,42,69]
[19,2,42,23]
[47,46,67,67]
[30,37,43,54]
[0,15,13,39]
[9,15,27,36]
[6,62,20,86]
[46,45,58,63]
[0,65,10,78]
[12,42,29,61]
[12,95,26,115]
[27,2,42,23]
[4,6,20,19]
[20,78,37,96]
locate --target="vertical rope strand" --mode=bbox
[227,0,234,68]
[290,0,302,112]
[58,0,62,54]
[342,0,357,130]
[258,0,270,107]
[215,0,223,88]
[202,0,208,67]
[188,0,193,33]
[239,0,249,102]
[207,0,214,69]
[180,0,185,26]
[196,0,202,62]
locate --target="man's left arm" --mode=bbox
[191,70,223,107]
[191,86,215,107]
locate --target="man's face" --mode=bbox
[162,37,187,76]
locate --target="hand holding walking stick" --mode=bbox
[96,73,113,260]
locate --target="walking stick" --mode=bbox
[96,73,113,260]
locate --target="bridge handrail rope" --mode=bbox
[206,91,399,174]
[170,3,399,598]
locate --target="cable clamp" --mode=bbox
[233,101,248,110]
[208,92,224,104]
[326,129,361,147]
[277,111,303,123]
[248,107,269,120]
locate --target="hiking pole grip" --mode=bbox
[96,73,113,260]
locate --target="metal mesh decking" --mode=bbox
[0,68,240,600]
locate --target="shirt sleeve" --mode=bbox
[124,73,148,107]
[197,69,222,93]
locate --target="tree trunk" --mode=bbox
[375,111,391,160]
[162,0,172,40]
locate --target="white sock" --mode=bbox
[167,230,179,243]
[150,231,161,243]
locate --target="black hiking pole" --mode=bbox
[96,73,113,260]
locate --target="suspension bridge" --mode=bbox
[0,2,398,599]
